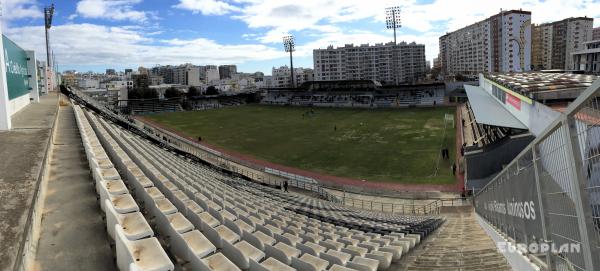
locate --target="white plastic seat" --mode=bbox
[329,264,355,271]
[109,194,140,214]
[274,233,302,247]
[242,231,276,251]
[365,251,392,270]
[297,241,326,257]
[191,252,241,271]
[204,224,240,249]
[341,245,368,258]
[299,233,322,244]
[97,179,128,211]
[222,240,265,270]
[379,245,403,262]
[170,228,216,263]
[347,256,379,271]
[105,199,153,241]
[249,257,295,271]
[114,225,173,271]
[320,249,351,268]
[265,242,301,265]
[319,240,344,251]
[291,253,329,271]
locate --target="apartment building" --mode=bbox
[218,65,237,80]
[172,64,201,86]
[438,9,532,77]
[313,41,425,85]
[593,27,600,41]
[573,40,600,74]
[272,66,314,88]
[532,17,593,70]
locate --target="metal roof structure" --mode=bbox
[464,85,528,129]
[484,72,599,101]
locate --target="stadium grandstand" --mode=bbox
[261,81,445,108]
[461,72,599,190]
[4,75,600,271]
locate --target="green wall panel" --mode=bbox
[3,34,30,100]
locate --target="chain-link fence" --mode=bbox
[475,79,600,271]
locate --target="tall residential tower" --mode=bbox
[438,9,532,78]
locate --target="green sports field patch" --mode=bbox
[147,105,457,184]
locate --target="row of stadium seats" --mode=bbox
[128,100,183,115]
[73,105,175,271]
[462,102,511,148]
[74,98,444,270]
[262,90,444,108]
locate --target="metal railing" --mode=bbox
[474,78,600,271]
[339,196,470,215]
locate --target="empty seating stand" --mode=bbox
[72,95,445,271]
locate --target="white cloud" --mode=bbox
[75,0,152,22]
[0,0,42,21]
[173,0,240,16]
[227,0,600,62]
[4,23,284,67]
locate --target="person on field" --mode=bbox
[451,163,456,176]
[284,180,289,192]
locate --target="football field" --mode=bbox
[146,105,457,184]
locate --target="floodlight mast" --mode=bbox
[385,6,401,45]
[283,35,295,88]
[44,4,54,67]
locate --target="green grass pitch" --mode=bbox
[147,105,457,184]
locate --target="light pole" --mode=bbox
[385,6,401,45]
[44,4,54,67]
[283,35,295,88]
[44,4,54,90]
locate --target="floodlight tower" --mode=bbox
[283,35,295,88]
[44,4,55,67]
[385,6,401,45]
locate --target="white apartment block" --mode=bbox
[313,42,425,85]
[271,66,314,88]
[573,40,600,74]
[439,9,532,77]
[172,64,201,86]
[205,65,220,83]
[533,17,594,70]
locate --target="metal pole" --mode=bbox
[563,115,600,270]
[289,51,295,88]
[392,10,397,45]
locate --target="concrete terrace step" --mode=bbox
[32,103,115,271]
[396,211,511,271]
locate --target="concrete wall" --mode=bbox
[466,134,535,187]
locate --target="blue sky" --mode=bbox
[2,0,600,75]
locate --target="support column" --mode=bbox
[26,50,39,103]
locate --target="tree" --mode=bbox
[187,86,201,98]
[205,86,219,95]
[454,73,467,82]
[164,87,183,99]
[128,87,158,99]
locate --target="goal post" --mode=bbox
[444,113,455,128]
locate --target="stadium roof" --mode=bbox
[484,72,598,101]
[464,85,527,129]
